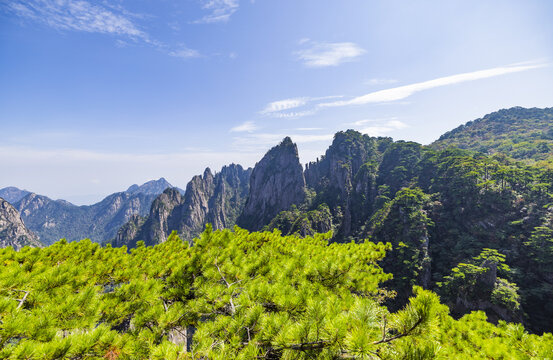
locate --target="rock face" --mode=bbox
[136,187,184,246]
[14,178,171,245]
[0,197,42,250]
[304,131,392,237]
[237,137,306,231]
[0,187,31,204]
[115,164,251,247]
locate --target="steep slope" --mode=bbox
[15,178,171,245]
[115,164,251,246]
[0,187,31,204]
[237,137,306,231]
[261,120,553,332]
[0,197,42,249]
[303,130,393,237]
[432,107,553,162]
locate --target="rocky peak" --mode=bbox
[237,137,306,231]
[0,197,42,250]
[114,164,252,247]
[304,130,391,236]
[126,177,173,196]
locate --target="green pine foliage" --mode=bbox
[1,228,552,359]
[432,107,553,164]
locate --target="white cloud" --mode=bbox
[169,46,201,59]
[261,97,309,114]
[260,95,343,118]
[322,63,547,107]
[348,117,397,126]
[4,0,202,59]
[270,110,317,119]
[232,132,333,153]
[193,0,239,23]
[6,0,148,40]
[358,119,409,137]
[230,121,257,133]
[296,41,365,68]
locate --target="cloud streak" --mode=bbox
[260,95,343,118]
[6,0,148,40]
[231,132,333,153]
[169,46,201,59]
[296,41,365,68]
[230,121,257,133]
[357,119,409,137]
[193,0,239,23]
[321,63,547,107]
[4,0,202,59]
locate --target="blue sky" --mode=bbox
[1,0,552,204]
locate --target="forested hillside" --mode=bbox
[1,229,552,359]
[432,107,553,164]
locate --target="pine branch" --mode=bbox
[372,315,424,345]
[214,261,237,314]
[13,290,29,310]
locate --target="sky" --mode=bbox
[1,0,553,205]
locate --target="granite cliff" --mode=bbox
[114,164,251,246]
[0,197,42,249]
[237,137,306,231]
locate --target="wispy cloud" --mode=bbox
[261,97,309,114]
[347,117,398,127]
[295,41,365,68]
[4,0,202,59]
[169,46,201,59]
[232,132,333,152]
[357,119,409,137]
[230,121,257,133]
[193,0,239,24]
[322,63,547,107]
[269,110,317,119]
[261,95,342,118]
[6,0,148,40]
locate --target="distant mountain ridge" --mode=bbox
[2,178,172,245]
[0,187,31,204]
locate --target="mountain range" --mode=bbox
[0,178,173,245]
[0,106,552,333]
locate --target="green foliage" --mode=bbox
[264,204,333,237]
[368,188,433,305]
[438,249,521,319]
[433,107,553,163]
[2,228,550,358]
